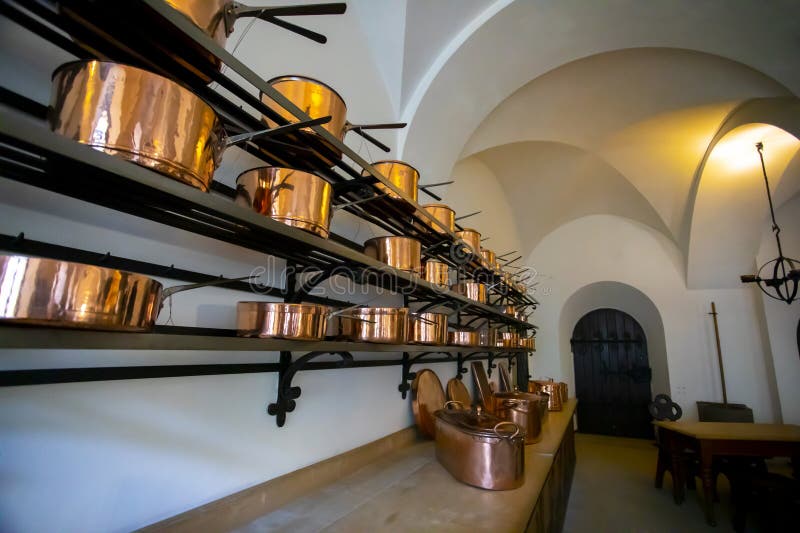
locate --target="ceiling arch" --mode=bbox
[470,140,670,256]
[400,0,800,186]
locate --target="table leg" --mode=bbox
[699,442,716,526]
[667,432,685,504]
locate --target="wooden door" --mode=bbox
[571,308,653,438]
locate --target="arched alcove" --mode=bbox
[559,281,670,403]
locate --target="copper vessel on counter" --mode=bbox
[528,380,565,411]
[412,369,446,438]
[451,282,487,303]
[369,160,420,203]
[236,167,332,238]
[455,228,481,256]
[0,255,246,332]
[236,302,328,340]
[339,307,408,344]
[409,312,448,345]
[448,329,479,347]
[493,392,543,445]
[423,260,450,287]
[50,61,224,191]
[434,407,525,490]
[422,204,455,234]
[364,236,422,274]
[497,331,520,348]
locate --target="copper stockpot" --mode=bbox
[493,392,543,445]
[451,282,487,303]
[422,204,455,234]
[50,61,225,191]
[235,167,332,238]
[497,331,520,348]
[364,236,422,274]
[369,160,420,203]
[410,312,448,345]
[528,380,564,411]
[236,302,328,340]
[0,255,246,332]
[434,408,525,490]
[477,328,498,348]
[455,228,481,256]
[423,260,450,287]
[339,307,408,344]
[481,249,496,268]
[448,329,479,347]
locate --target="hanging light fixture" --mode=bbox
[739,142,799,304]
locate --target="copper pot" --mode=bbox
[528,380,564,411]
[520,336,536,350]
[455,228,481,256]
[369,160,420,203]
[422,204,455,234]
[236,302,328,340]
[364,236,422,274]
[235,167,332,238]
[0,255,249,332]
[499,304,517,316]
[410,312,448,345]
[481,249,496,267]
[50,61,225,192]
[451,282,487,303]
[477,328,498,348]
[423,260,450,287]
[434,408,525,490]
[339,307,408,344]
[448,329,479,347]
[497,331,520,348]
[493,392,543,445]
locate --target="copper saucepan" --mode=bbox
[423,260,450,287]
[422,203,455,234]
[364,236,422,274]
[451,282,487,303]
[448,328,479,347]
[235,167,332,238]
[50,61,329,192]
[409,312,449,345]
[497,331,520,348]
[335,307,409,344]
[237,302,329,340]
[0,255,252,332]
[455,228,481,257]
[366,160,420,206]
[261,76,405,160]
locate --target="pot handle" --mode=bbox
[343,122,407,153]
[225,116,332,147]
[501,399,523,409]
[493,421,520,440]
[444,400,463,410]
[224,3,347,42]
[161,275,257,300]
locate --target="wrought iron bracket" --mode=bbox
[456,351,488,379]
[267,350,353,426]
[398,350,454,398]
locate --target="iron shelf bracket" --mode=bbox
[456,351,490,378]
[398,350,456,399]
[267,349,354,427]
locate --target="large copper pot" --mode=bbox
[528,380,564,411]
[235,167,332,238]
[236,302,328,340]
[0,255,247,332]
[368,160,420,203]
[493,392,543,445]
[423,260,450,287]
[455,228,481,256]
[364,236,422,274]
[448,329,479,347]
[422,204,455,234]
[451,282,487,303]
[409,312,448,345]
[339,307,408,344]
[434,407,525,490]
[50,61,224,191]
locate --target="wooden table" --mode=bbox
[654,421,800,526]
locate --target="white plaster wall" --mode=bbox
[755,194,800,423]
[528,215,779,423]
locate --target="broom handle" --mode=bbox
[709,302,728,405]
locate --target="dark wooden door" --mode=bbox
[571,308,653,438]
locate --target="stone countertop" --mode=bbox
[237,400,577,532]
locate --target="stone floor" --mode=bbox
[563,433,779,533]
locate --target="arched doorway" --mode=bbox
[571,308,653,438]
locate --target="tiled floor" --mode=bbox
[563,433,777,533]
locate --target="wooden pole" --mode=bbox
[708,302,728,405]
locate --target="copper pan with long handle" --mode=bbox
[0,255,253,332]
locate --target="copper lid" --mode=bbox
[434,408,522,440]
[411,369,446,438]
[446,377,471,407]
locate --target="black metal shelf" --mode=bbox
[0,106,537,330]
[0,0,537,309]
